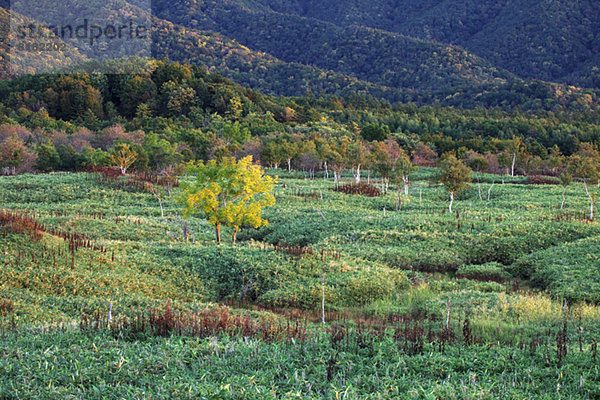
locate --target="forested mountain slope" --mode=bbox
[2,0,599,113]
[0,7,88,79]
[210,0,600,88]
[0,3,406,101]
[152,0,515,92]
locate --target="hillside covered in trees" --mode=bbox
[1,58,600,178]
[198,0,600,88]
[2,0,600,113]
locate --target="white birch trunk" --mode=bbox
[511,152,516,177]
[584,182,594,221]
[321,274,325,324]
[488,183,495,201]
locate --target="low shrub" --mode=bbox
[456,262,511,283]
[0,297,15,317]
[333,183,382,197]
[526,175,560,185]
[81,302,308,343]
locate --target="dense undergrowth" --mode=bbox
[1,171,600,398]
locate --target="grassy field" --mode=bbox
[1,170,600,398]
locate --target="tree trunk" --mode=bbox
[449,191,454,213]
[321,273,325,324]
[561,187,566,210]
[287,158,292,172]
[511,152,516,177]
[232,228,238,245]
[183,221,190,243]
[488,183,494,201]
[324,161,328,180]
[355,165,361,184]
[215,224,222,243]
[584,182,594,221]
[152,190,164,218]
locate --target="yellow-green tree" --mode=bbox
[391,150,417,211]
[109,143,137,174]
[568,143,600,221]
[507,135,525,177]
[438,153,472,213]
[180,156,276,244]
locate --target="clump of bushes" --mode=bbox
[512,236,600,304]
[0,297,15,317]
[0,209,43,240]
[430,278,506,293]
[527,175,560,185]
[333,183,382,197]
[456,262,511,283]
[81,302,308,343]
[259,266,408,310]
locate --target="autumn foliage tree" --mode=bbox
[505,136,526,177]
[180,156,276,244]
[371,138,402,193]
[109,143,138,174]
[394,149,418,196]
[346,138,369,184]
[559,172,572,210]
[438,153,472,213]
[568,143,600,221]
[0,134,36,173]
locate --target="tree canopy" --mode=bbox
[438,153,473,213]
[180,156,276,243]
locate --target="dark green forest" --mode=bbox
[198,0,600,87]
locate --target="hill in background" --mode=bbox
[1,0,599,113]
